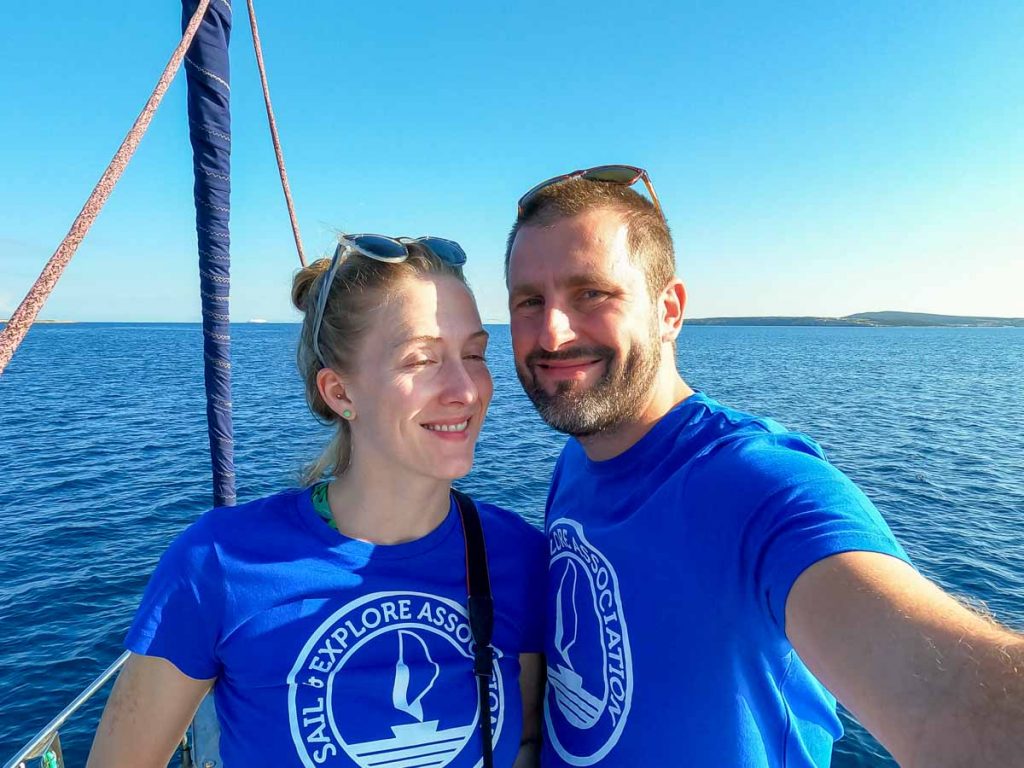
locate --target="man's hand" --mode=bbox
[786,551,1024,767]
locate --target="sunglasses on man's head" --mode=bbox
[517,164,662,216]
[312,234,468,367]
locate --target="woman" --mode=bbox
[87,235,546,768]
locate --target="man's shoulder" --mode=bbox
[665,394,820,460]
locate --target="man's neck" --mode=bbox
[577,368,694,462]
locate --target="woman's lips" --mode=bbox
[421,415,473,441]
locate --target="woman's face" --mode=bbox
[343,274,493,482]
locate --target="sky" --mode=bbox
[1,1,1021,323]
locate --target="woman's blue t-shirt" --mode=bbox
[126,488,546,768]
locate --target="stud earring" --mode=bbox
[342,409,353,420]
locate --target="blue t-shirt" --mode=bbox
[541,393,909,767]
[126,488,546,768]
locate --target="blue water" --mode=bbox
[1,324,1022,766]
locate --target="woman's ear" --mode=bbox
[316,367,355,420]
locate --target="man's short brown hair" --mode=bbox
[504,177,676,299]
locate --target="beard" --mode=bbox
[516,332,662,438]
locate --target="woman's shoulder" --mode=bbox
[174,487,308,552]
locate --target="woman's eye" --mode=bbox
[407,358,435,367]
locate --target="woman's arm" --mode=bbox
[87,653,214,768]
[513,653,544,768]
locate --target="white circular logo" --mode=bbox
[289,591,504,768]
[545,519,633,766]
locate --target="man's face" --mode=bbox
[507,209,662,437]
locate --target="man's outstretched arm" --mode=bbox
[786,551,1024,768]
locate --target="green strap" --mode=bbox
[311,482,337,531]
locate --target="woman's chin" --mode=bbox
[428,455,475,482]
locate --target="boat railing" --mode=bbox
[3,652,221,768]
[3,651,129,768]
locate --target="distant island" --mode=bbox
[687,311,1024,328]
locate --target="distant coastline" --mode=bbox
[686,311,1024,328]
[5,311,1022,327]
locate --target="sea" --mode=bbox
[1,323,1022,767]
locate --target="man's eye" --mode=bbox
[580,290,607,301]
[516,297,542,309]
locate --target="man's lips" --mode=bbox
[533,358,602,379]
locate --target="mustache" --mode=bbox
[525,346,615,367]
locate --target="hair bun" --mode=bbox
[292,258,332,313]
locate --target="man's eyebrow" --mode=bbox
[510,274,613,297]
[509,282,541,299]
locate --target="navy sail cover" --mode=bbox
[183,0,235,507]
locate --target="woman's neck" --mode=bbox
[325,458,452,546]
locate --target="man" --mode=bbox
[504,166,1023,767]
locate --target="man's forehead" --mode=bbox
[508,210,632,285]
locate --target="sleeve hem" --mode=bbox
[767,535,912,633]
[125,635,219,681]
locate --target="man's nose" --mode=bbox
[539,306,576,351]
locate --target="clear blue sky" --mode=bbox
[1,1,1021,322]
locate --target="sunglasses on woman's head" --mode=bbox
[312,234,468,368]
[517,164,662,216]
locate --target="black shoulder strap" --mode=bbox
[452,489,495,768]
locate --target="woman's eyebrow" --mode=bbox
[392,334,442,350]
[391,330,488,350]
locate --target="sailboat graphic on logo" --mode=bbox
[548,561,603,729]
[344,630,475,768]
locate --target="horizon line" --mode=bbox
[7,309,1024,325]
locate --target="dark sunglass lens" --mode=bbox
[583,165,641,184]
[419,237,467,266]
[349,234,408,262]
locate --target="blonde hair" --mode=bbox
[291,241,469,485]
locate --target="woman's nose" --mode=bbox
[439,359,478,405]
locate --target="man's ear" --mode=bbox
[659,277,686,343]
[316,367,355,420]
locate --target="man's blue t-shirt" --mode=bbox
[126,488,546,768]
[541,393,909,767]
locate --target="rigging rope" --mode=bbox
[0,0,214,376]
[246,0,307,267]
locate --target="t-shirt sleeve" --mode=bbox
[726,434,912,633]
[124,520,224,680]
[482,501,548,654]
[517,522,548,654]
